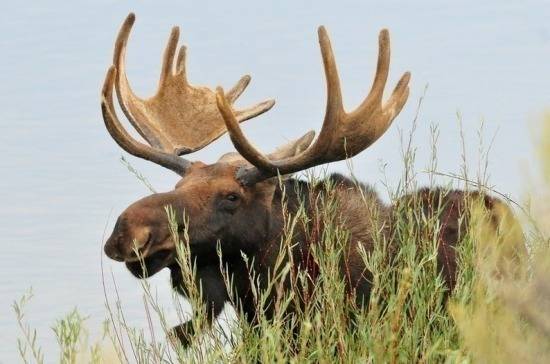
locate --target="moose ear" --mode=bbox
[266,130,315,160]
[217,151,245,164]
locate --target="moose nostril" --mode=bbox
[104,242,125,262]
[132,228,152,251]
[137,232,152,253]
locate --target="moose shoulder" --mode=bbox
[100,14,525,347]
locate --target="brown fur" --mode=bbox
[104,164,524,347]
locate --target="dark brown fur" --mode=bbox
[104,165,524,347]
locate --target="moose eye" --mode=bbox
[219,193,241,212]
[226,193,239,202]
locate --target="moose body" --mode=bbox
[100,14,523,348]
[107,168,514,346]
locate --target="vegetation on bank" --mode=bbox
[13,112,550,363]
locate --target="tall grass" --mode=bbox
[13,114,550,363]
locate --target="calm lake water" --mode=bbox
[1,1,549,362]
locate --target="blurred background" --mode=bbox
[1,0,549,361]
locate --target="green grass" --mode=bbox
[13,112,550,363]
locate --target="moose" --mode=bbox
[101,14,524,347]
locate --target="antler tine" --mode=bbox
[101,66,191,175]
[226,76,276,121]
[312,26,344,157]
[226,75,251,103]
[218,26,410,186]
[370,31,391,101]
[160,26,181,84]
[353,29,391,118]
[235,99,277,122]
[216,87,276,171]
[113,13,169,150]
[113,13,135,73]
[383,71,411,121]
[175,45,187,78]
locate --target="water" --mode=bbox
[1,1,549,362]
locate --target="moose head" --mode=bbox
[102,13,410,279]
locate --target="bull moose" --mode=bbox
[101,14,523,347]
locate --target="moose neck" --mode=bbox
[239,178,314,268]
[250,178,307,246]
[250,174,390,270]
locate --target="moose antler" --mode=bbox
[216,27,410,185]
[101,13,275,175]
